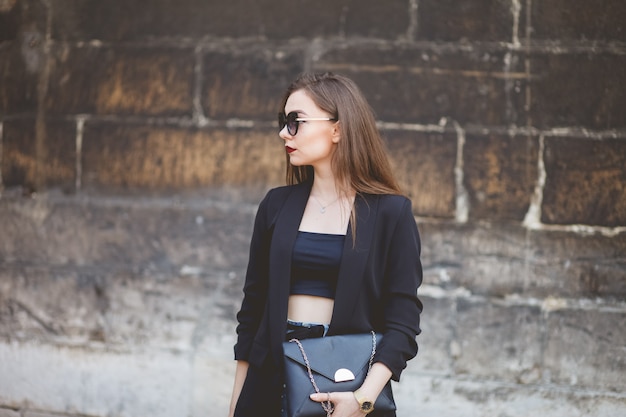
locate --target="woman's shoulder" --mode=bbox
[367,193,413,212]
[258,182,309,210]
[264,182,308,200]
[370,194,419,238]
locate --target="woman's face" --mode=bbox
[279,89,339,169]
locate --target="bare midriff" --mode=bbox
[288,294,334,324]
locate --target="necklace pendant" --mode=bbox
[320,207,326,214]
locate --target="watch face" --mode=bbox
[362,401,373,411]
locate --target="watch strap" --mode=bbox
[354,389,375,414]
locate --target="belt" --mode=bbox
[285,321,327,341]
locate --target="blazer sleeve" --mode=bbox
[233,189,275,361]
[374,197,423,381]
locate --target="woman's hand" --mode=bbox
[309,363,392,416]
[309,392,364,417]
[308,362,392,416]
[227,361,249,417]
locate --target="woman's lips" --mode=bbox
[286,146,296,154]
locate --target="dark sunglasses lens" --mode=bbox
[278,112,299,135]
[286,113,298,135]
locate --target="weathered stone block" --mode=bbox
[24,413,74,417]
[0,409,19,417]
[528,230,626,300]
[0,191,260,347]
[453,225,529,296]
[0,266,104,343]
[542,137,626,227]
[0,0,19,42]
[44,46,194,116]
[0,342,193,417]
[342,0,410,39]
[531,0,626,42]
[1,0,52,113]
[385,130,457,218]
[50,0,409,41]
[0,264,233,349]
[81,124,284,190]
[0,43,39,115]
[316,47,527,125]
[530,53,626,129]
[0,194,255,273]
[455,299,543,383]
[411,296,454,374]
[202,49,304,120]
[544,308,626,391]
[419,223,530,297]
[418,223,463,288]
[1,0,48,41]
[417,0,516,42]
[421,222,626,300]
[395,374,626,417]
[464,133,539,221]
[1,119,76,192]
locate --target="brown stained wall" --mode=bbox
[0,1,625,416]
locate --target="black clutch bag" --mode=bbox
[282,332,396,417]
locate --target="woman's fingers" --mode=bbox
[309,392,361,416]
[309,392,333,403]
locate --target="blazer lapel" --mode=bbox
[330,194,379,332]
[268,181,311,346]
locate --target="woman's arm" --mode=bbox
[233,190,274,360]
[227,360,249,417]
[355,362,393,404]
[230,191,276,414]
[374,197,423,381]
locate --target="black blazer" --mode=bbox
[233,180,423,414]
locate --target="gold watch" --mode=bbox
[354,389,375,414]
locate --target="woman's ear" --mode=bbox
[331,121,341,144]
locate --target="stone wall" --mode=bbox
[1,1,625,416]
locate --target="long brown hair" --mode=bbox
[279,72,402,241]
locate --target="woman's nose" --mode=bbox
[279,126,291,141]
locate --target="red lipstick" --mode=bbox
[286,146,296,154]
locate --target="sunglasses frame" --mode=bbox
[278,111,337,136]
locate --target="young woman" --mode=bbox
[228,73,423,417]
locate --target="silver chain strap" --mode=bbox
[288,331,377,417]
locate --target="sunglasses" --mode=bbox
[278,111,338,136]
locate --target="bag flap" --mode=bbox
[283,333,381,382]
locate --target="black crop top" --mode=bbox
[290,231,345,299]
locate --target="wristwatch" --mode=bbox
[353,389,375,414]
